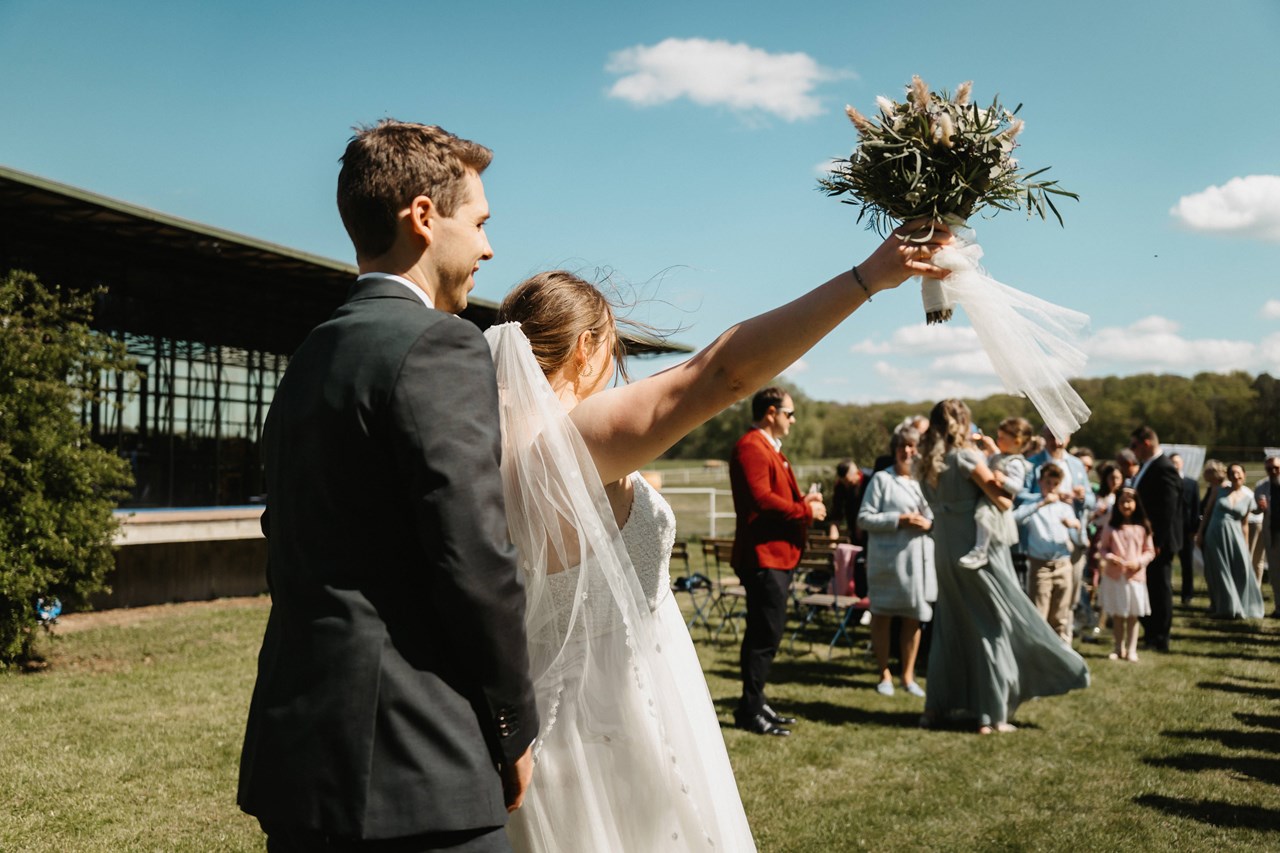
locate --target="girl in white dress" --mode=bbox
[487,222,952,852]
[1095,488,1154,661]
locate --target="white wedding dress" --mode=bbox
[486,323,755,853]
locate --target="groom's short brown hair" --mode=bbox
[337,119,493,260]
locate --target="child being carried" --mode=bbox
[958,417,1035,570]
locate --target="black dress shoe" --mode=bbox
[735,713,791,736]
[761,703,796,726]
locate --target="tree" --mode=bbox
[0,270,135,665]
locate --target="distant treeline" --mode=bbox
[664,371,1280,466]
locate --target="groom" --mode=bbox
[238,121,537,851]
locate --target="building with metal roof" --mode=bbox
[0,164,688,508]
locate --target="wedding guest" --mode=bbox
[730,389,823,737]
[874,415,930,473]
[828,458,865,543]
[1088,462,1125,629]
[1196,463,1264,619]
[1023,427,1095,641]
[957,416,1034,570]
[1090,463,1124,529]
[857,425,935,697]
[1255,457,1280,617]
[1096,488,1154,661]
[1201,460,1226,510]
[1169,453,1201,605]
[1247,495,1266,589]
[916,400,1088,735]
[1131,426,1184,652]
[1116,449,1140,486]
[1071,446,1096,480]
[1014,463,1086,642]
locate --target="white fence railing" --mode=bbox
[662,487,736,538]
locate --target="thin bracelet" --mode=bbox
[851,264,872,301]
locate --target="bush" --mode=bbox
[0,270,135,665]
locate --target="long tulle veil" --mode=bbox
[484,323,715,851]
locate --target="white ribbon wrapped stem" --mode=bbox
[924,224,1091,442]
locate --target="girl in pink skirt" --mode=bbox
[1096,487,1154,662]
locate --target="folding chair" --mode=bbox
[789,543,868,657]
[669,539,715,635]
[706,541,750,642]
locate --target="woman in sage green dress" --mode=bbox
[1196,463,1264,619]
[916,400,1089,734]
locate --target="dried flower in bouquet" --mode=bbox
[819,76,1078,322]
[819,77,1091,441]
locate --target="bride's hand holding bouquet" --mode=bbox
[820,76,1090,440]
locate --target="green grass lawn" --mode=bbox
[3,581,1278,852]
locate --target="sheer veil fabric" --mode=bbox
[485,323,734,852]
[919,223,1091,442]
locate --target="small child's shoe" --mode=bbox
[957,548,988,570]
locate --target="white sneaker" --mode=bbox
[957,548,988,570]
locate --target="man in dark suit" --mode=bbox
[730,387,825,736]
[1131,426,1183,653]
[1170,452,1201,605]
[238,121,537,852]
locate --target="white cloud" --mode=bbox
[929,352,998,377]
[851,322,981,356]
[1169,175,1280,241]
[606,38,846,122]
[1264,299,1280,320]
[870,360,1003,403]
[782,357,809,377]
[1084,315,1256,373]
[836,314,1280,405]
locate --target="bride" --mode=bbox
[487,223,950,852]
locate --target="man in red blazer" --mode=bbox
[730,387,826,735]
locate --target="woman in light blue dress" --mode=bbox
[1196,463,1264,619]
[916,400,1089,734]
[858,425,935,697]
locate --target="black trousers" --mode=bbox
[738,567,792,717]
[265,824,509,853]
[1178,540,1196,601]
[1142,550,1175,649]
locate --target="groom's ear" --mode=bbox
[406,195,436,247]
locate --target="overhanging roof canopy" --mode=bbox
[0,165,689,358]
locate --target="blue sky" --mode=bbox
[2,0,1278,405]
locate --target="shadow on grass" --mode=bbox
[1168,650,1280,664]
[1133,794,1280,831]
[1162,728,1280,753]
[1198,680,1280,700]
[1236,712,1280,730]
[713,701,924,731]
[1144,753,1280,786]
[704,655,877,692]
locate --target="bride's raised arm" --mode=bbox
[572,221,951,484]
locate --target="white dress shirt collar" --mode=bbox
[755,427,782,452]
[1133,447,1164,487]
[356,272,434,309]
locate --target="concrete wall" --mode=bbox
[92,538,268,609]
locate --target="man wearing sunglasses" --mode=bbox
[729,387,825,736]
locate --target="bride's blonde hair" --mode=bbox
[499,271,629,381]
[914,398,973,487]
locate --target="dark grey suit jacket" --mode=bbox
[1136,452,1183,555]
[238,278,537,839]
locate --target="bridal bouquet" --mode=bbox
[820,77,1090,439]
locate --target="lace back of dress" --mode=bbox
[485,323,716,851]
